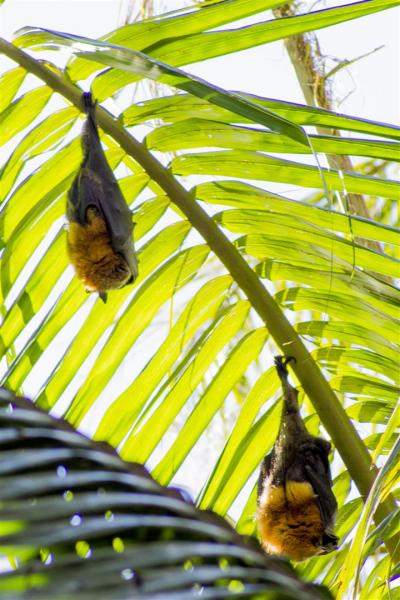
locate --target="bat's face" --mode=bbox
[83,261,132,303]
[81,254,132,292]
[318,531,339,554]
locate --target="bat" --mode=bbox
[256,356,338,561]
[66,92,138,302]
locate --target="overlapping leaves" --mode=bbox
[0,0,399,597]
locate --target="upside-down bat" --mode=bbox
[66,92,138,302]
[256,356,338,562]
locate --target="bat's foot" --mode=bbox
[274,355,296,380]
[82,91,95,112]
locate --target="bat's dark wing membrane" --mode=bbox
[67,169,104,225]
[257,453,272,504]
[303,443,337,529]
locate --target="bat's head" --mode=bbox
[318,531,339,554]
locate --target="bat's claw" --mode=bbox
[82,91,95,111]
[274,355,296,380]
[99,291,108,303]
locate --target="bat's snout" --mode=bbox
[320,532,339,554]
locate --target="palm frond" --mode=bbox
[0,388,330,600]
[0,0,399,596]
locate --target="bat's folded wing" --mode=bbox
[304,447,337,529]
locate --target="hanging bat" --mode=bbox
[66,92,138,302]
[256,356,338,562]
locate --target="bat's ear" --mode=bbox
[99,291,108,303]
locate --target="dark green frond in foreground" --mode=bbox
[0,388,330,600]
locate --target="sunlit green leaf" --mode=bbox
[200,367,278,509]
[196,181,399,247]
[336,437,400,598]
[37,222,193,414]
[67,0,287,81]
[0,67,26,113]
[0,106,78,201]
[96,274,233,446]
[153,327,268,484]
[121,300,251,462]
[142,0,400,71]
[14,28,308,145]
[147,119,400,162]
[0,86,52,149]
[173,150,399,198]
[126,93,400,140]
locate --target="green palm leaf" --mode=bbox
[0,0,399,596]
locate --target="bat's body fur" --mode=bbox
[258,476,325,562]
[67,206,131,293]
[257,357,338,561]
[66,92,138,301]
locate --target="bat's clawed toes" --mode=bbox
[284,355,296,367]
[274,355,296,380]
[82,91,95,111]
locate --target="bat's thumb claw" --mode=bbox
[99,291,108,303]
